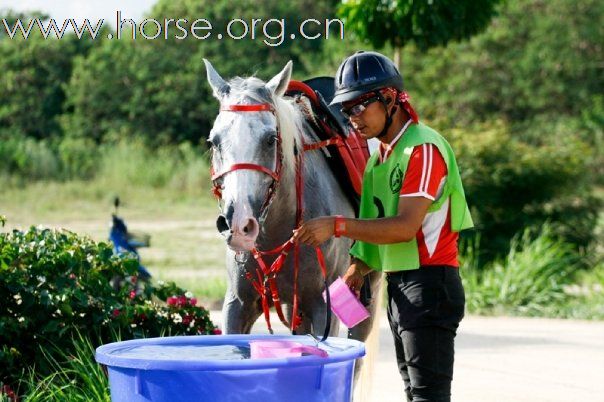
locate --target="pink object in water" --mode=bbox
[249,340,328,359]
[324,277,370,328]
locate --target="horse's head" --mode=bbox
[204,59,296,252]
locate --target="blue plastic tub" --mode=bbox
[95,334,365,402]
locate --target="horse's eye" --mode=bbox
[208,138,220,151]
[267,135,277,146]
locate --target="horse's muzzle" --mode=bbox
[216,214,259,251]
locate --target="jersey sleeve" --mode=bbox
[400,143,447,201]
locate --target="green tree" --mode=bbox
[339,0,501,67]
[0,9,49,40]
[0,9,96,140]
[62,0,340,146]
[401,0,604,132]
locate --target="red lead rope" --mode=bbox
[246,238,329,335]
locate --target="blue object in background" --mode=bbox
[109,197,152,281]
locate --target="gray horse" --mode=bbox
[204,59,381,345]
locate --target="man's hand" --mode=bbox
[293,217,334,247]
[342,259,372,299]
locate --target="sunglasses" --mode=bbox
[340,96,381,119]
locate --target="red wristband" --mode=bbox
[333,215,347,238]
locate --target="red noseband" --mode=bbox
[210,103,282,210]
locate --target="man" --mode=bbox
[294,50,474,402]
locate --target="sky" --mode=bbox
[0,0,158,26]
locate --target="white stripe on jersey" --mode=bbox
[424,144,433,193]
[419,144,427,192]
[423,196,449,257]
[422,177,447,257]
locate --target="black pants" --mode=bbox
[386,266,465,402]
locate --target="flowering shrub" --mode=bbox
[0,225,219,392]
[0,383,17,402]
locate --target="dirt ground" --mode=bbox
[209,310,604,402]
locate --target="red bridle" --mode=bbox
[210,103,283,215]
[210,100,335,336]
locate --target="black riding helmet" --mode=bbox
[332,51,404,138]
[331,50,404,105]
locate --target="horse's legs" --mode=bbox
[285,304,313,335]
[222,290,261,334]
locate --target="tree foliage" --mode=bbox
[450,122,600,259]
[61,0,339,145]
[0,34,93,140]
[339,0,501,64]
[402,0,604,132]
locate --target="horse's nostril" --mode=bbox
[216,214,230,234]
[242,218,258,238]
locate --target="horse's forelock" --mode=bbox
[223,76,305,177]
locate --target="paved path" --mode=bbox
[209,310,604,401]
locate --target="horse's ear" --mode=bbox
[266,61,292,98]
[203,58,230,99]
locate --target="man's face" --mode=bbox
[341,90,395,139]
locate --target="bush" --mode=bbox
[57,137,99,180]
[0,136,60,181]
[0,224,219,394]
[462,225,580,316]
[449,122,601,260]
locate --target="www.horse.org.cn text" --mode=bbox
[1,11,345,46]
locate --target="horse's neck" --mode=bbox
[260,118,341,248]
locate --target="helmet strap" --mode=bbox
[376,91,397,138]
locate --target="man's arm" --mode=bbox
[294,144,445,247]
[293,196,432,247]
[344,196,433,244]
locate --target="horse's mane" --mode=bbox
[226,76,307,177]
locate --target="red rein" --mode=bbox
[210,102,332,334]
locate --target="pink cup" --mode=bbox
[323,277,370,328]
[249,340,328,359]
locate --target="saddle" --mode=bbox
[285,77,370,213]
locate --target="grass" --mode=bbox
[17,333,111,402]
[461,225,604,319]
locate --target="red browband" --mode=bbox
[221,104,273,112]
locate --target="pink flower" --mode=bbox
[177,296,187,307]
[68,273,76,280]
[130,276,138,284]
[129,290,136,300]
[167,296,177,306]
[1,384,16,401]
[112,308,120,318]
[189,297,197,306]
[212,328,222,335]
[182,314,193,326]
